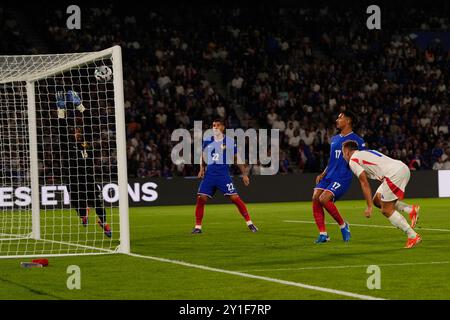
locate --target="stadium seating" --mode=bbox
[2,4,449,177]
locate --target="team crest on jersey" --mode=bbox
[221,144,226,150]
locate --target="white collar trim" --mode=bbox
[340,131,353,137]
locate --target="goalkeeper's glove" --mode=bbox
[56,91,66,119]
[67,90,86,113]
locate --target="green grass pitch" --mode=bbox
[1,198,449,300]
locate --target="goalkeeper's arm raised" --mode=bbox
[56,90,86,119]
[55,89,92,178]
[68,90,86,113]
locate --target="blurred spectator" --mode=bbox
[4,4,447,178]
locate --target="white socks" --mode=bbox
[246,220,253,226]
[195,225,202,229]
[396,201,413,214]
[388,211,417,238]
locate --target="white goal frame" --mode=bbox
[0,46,130,258]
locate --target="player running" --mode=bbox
[342,141,421,248]
[312,111,366,243]
[192,119,258,234]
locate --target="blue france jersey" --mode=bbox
[203,136,237,176]
[326,132,366,181]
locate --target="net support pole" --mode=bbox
[26,81,41,240]
[112,46,130,253]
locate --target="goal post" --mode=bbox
[26,80,40,241]
[111,47,130,254]
[0,46,130,258]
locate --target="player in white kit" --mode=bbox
[342,141,421,248]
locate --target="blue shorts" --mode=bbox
[198,175,238,198]
[314,177,351,201]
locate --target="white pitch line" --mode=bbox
[130,222,225,229]
[126,252,385,300]
[283,220,450,232]
[239,261,450,273]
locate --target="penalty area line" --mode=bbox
[239,261,450,273]
[283,220,450,232]
[126,252,385,300]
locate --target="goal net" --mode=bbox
[0,46,130,258]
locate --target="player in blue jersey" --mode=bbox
[192,119,258,234]
[312,110,366,243]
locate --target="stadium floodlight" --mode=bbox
[0,46,130,258]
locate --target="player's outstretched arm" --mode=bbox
[56,90,87,119]
[198,154,205,178]
[358,171,373,218]
[235,154,250,186]
[56,91,67,119]
[67,90,86,113]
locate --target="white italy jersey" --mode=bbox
[349,149,410,201]
[349,150,406,181]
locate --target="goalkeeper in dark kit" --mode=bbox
[56,90,111,237]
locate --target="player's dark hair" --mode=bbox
[342,110,358,128]
[342,140,359,151]
[212,118,225,126]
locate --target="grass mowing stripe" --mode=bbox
[0,275,63,300]
[283,220,450,232]
[239,261,450,272]
[126,252,386,300]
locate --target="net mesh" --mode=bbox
[0,50,123,257]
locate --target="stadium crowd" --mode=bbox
[0,8,30,55]
[3,4,450,178]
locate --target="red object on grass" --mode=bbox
[32,258,49,267]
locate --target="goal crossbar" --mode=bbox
[0,47,116,84]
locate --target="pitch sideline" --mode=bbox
[126,252,385,300]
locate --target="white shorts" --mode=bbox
[376,165,410,202]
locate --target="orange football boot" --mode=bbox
[405,234,422,249]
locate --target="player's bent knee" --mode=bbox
[197,195,208,202]
[312,191,321,202]
[229,195,239,201]
[319,195,332,206]
[381,208,394,217]
[380,203,395,217]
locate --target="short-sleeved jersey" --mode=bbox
[325,132,366,181]
[349,150,407,181]
[202,135,237,176]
